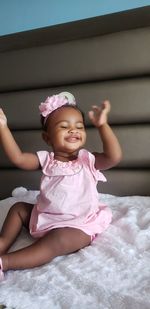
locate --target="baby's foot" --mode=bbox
[0,257,4,281]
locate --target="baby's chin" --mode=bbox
[65,143,84,153]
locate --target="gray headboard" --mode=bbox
[0,7,150,198]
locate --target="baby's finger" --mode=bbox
[101,100,111,112]
[91,105,101,111]
[0,108,5,116]
[88,110,95,121]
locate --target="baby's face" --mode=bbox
[44,106,86,157]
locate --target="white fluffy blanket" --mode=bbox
[0,188,150,309]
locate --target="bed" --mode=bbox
[0,189,150,309]
[0,6,150,309]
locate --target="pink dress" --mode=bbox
[29,149,112,238]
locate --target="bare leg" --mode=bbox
[0,202,33,255]
[1,227,91,271]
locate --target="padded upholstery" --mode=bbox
[0,7,150,198]
[0,27,150,91]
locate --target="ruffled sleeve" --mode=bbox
[37,151,53,175]
[78,149,107,182]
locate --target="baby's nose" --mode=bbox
[69,127,77,133]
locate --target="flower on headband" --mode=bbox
[39,95,68,118]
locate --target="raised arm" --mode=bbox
[88,100,122,170]
[0,108,39,170]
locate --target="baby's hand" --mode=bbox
[88,100,111,127]
[0,108,7,128]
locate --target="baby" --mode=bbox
[0,92,122,280]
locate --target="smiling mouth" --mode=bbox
[67,137,80,143]
[66,135,80,143]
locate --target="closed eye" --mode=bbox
[57,121,85,130]
[59,124,68,129]
[77,126,84,130]
[58,122,68,129]
[76,123,85,129]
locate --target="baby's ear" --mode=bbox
[42,131,51,146]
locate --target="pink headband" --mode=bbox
[39,92,76,124]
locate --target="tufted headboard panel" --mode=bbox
[0,7,150,198]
